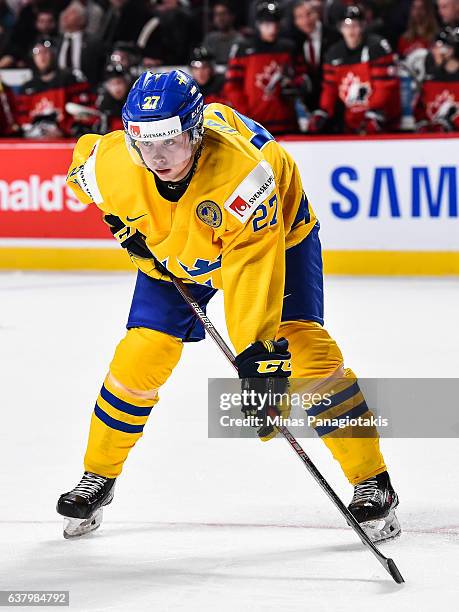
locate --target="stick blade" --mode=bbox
[386,558,405,584]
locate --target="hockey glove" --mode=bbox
[307,110,328,133]
[361,111,384,134]
[443,105,459,131]
[235,338,291,442]
[416,118,451,133]
[103,214,169,276]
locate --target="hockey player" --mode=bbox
[308,5,400,134]
[189,46,227,105]
[57,69,400,543]
[415,27,459,132]
[224,1,299,134]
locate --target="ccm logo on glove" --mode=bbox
[255,359,292,375]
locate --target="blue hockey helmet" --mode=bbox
[122,70,204,173]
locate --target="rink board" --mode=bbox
[0,135,458,275]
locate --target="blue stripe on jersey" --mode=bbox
[100,385,153,417]
[307,381,361,417]
[314,401,370,437]
[214,109,274,150]
[292,192,310,228]
[94,404,145,434]
[234,111,275,150]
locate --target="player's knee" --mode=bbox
[109,327,183,392]
[106,372,158,401]
[278,320,344,377]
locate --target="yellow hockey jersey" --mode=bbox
[66,103,317,353]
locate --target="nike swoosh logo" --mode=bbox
[283,294,292,300]
[126,214,147,222]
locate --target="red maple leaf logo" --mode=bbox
[427,89,456,121]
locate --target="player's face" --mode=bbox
[213,4,233,31]
[32,45,54,72]
[438,0,458,24]
[294,4,319,35]
[258,21,280,43]
[191,63,213,86]
[432,40,453,65]
[136,133,195,181]
[340,19,364,49]
[410,0,427,22]
[105,76,128,101]
[36,12,56,34]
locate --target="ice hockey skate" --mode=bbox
[348,471,401,543]
[57,472,116,539]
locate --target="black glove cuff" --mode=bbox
[235,339,291,379]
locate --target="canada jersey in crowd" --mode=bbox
[321,34,401,131]
[415,53,459,130]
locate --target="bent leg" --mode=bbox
[278,320,386,485]
[84,327,183,478]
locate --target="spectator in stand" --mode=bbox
[224,0,298,134]
[108,41,140,81]
[327,0,363,26]
[98,0,152,49]
[98,0,181,67]
[136,3,167,68]
[189,46,227,104]
[308,5,400,133]
[327,0,410,45]
[415,26,459,130]
[96,63,129,132]
[203,1,245,64]
[0,0,13,29]
[398,0,439,58]
[311,0,325,17]
[79,0,104,37]
[0,0,14,56]
[0,0,14,63]
[437,0,459,27]
[28,8,59,54]
[288,0,341,111]
[22,39,78,95]
[0,0,65,67]
[35,8,58,38]
[17,38,94,138]
[0,4,58,67]
[57,2,106,87]
[154,0,194,65]
[0,77,19,136]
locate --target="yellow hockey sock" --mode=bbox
[84,327,183,478]
[278,321,386,485]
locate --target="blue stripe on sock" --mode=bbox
[94,404,145,434]
[307,381,361,417]
[100,384,153,417]
[314,401,370,437]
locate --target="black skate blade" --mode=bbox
[386,558,405,584]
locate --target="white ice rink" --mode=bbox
[1,272,458,612]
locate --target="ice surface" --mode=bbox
[1,272,458,611]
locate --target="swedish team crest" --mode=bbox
[196,200,222,228]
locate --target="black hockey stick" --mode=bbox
[170,274,405,584]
